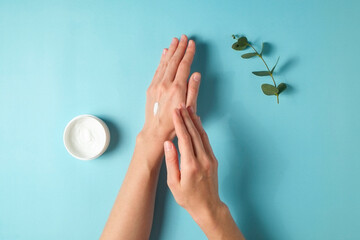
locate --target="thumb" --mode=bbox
[164,141,180,189]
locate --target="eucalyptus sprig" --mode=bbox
[231,35,286,104]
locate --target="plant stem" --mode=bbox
[234,37,281,104]
[248,44,277,88]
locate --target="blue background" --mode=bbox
[1,0,359,239]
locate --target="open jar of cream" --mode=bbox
[63,115,110,160]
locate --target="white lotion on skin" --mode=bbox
[153,102,159,115]
[64,115,110,160]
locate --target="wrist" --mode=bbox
[133,130,167,169]
[193,202,243,240]
[140,124,175,143]
[138,128,165,145]
[193,201,227,233]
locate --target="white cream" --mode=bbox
[64,115,110,160]
[153,102,159,115]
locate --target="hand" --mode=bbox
[141,34,201,142]
[164,106,245,240]
[164,105,221,222]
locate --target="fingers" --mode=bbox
[186,72,201,112]
[164,141,180,188]
[161,48,168,64]
[152,38,178,84]
[163,35,189,83]
[152,48,168,82]
[179,106,205,156]
[187,106,215,158]
[173,108,195,160]
[173,40,196,87]
[164,37,179,63]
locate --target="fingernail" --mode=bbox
[187,106,194,114]
[164,141,172,151]
[180,34,186,41]
[163,48,167,55]
[180,102,186,108]
[171,38,177,44]
[194,73,201,82]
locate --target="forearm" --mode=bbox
[101,34,199,239]
[101,131,164,240]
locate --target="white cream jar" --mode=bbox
[63,115,110,160]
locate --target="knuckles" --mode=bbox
[159,61,166,69]
[200,129,208,140]
[185,155,217,177]
[167,179,177,189]
[171,83,182,92]
[213,158,219,170]
[178,60,190,70]
[158,82,168,93]
[186,163,199,176]
[202,160,211,172]
[188,83,198,93]
[169,56,182,67]
[146,86,154,97]
[174,196,186,208]
[181,134,192,145]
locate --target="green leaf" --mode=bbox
[232,42,247,51]
[232,36,248,50]
[237,36,248,46]
[252,71,270,76]
[260,43,264,56]
[271,57,280,74]
[261,84,279,96]
[232,34,236,39]
[277,83,287,94]
[241,52,257,59]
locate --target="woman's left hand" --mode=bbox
[141,34,201,142]
[163,106,246,240]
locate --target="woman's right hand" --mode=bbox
[164,106,245,240]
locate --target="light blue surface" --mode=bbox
[1,0,360,239]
